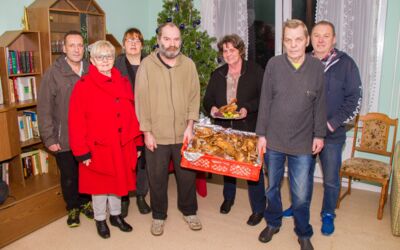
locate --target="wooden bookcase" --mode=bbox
[106,33,123,56]
[27,0,106,71]
[0,31,64,248]
[0,1,107,247]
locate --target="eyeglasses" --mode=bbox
[126,38,142,44]
[93,54,114,61]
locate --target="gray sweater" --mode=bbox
[255,54,326,155]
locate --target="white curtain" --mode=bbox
[316,0,387,114]
[200,0,248,57]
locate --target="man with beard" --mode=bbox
[135,22,201,236]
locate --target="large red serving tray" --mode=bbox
[181,143,263,181]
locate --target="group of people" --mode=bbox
[37,18,361,250]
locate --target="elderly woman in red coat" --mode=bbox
[69,40,143,239]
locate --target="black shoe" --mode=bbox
[121,199,130,218]
[110,215,133,232]
[220,200,234,214]
[136,195,151,214]
[80,201,94,219]
[247,212,264,226]
[258,226,280,243]
[67,208,80,227]
[298,238,314,250]
[95,220,110,239]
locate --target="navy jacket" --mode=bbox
[323,49,362,144]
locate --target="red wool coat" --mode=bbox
[69,65,143,196]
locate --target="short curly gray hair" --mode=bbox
[90,40,115,58]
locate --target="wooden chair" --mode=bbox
[337,112,398,219]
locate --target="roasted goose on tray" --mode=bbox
[186,125,259,164]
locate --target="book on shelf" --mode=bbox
[7,79,15,103]
[18,115,28,142]
[25,115,33,139]
[6,47,11,75]
[18,110,40,142]
[0,162,10,185]
[29,51,34,72]
[22,156,33,178]
[9,50,18,74]
[0,77,3,105]
[14,76,36,102]
[12,78,19,102]
[39,150,49,174]
[7,49,35,75]
[23,110,40,138]
[20,149,49,178]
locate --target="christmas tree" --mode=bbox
[144,0,218,108]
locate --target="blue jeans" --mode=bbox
[319,142,344,216]
[264,149,315,238]
[223,168,266,214]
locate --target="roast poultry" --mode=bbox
[186,125,259,165]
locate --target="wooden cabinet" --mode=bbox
[106,33,123,56]
[0,31,64,248]
[27,0,106,71]
[1,1,107,247]
[0,107,20,161]
[0,31,42,106]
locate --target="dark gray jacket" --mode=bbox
[256,54,326,155]
[114,53,146,91]
[37,56,89,152]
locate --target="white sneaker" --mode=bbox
[151,219,165,236]
[183,215,202,230]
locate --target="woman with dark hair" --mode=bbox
[203,34,266,226]
[115,28,151,217]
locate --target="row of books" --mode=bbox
[0,78,3,105]
[7,49,35,75]
[8,76,37,103]
[0,162,9,185]
[18,110,40,142]
[21,149,49,179]
[51,40,64,53]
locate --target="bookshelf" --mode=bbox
[27,0,106,70]
[106,33,123,56]
[0,31,64,248]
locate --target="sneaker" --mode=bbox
[80,201,94,219]
[183,215,202,231]
[321,213,335,235]
[67,208,80,227]
[282,207,293,217]
[151,219,165,236]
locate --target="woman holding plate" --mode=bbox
[203,34,266,226]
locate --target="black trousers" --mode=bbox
[136,153,149,196]
[55,151,91,211]
[145,144,198,220]
[121,152,148,202]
